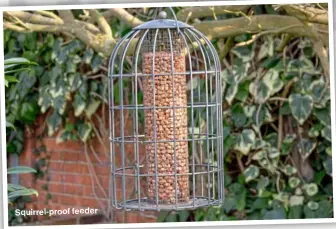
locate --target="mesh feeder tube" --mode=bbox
[142,29,189,204]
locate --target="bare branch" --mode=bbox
[177,5,251,22]
[282,4,328,25]
[57,10,75,22]
[35,10,63,23]
[107,8,143,27]
[4,11,63,25]
[88,9,113,39]
[194,15,328,46]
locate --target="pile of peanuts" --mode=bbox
[142,51,189,204]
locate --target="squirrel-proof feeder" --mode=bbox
[108,8,223,211]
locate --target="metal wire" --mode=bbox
[108,10,223,211]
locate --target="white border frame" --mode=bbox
[0,0,334,228]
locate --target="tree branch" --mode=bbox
[88,9,113,39]
[282,4,328,25]
[107,8,143,27]
[194,15,328,46]
[177,5,251,22]
[4,11,63,25]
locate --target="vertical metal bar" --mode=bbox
[179,30,196,209]
[133,29,149,210]
[195,29,224,203]
[151,29,160,210]
[167,28,178,210]
[188,29,211,204]
[183,29,203,198]
[119,31,141,210]
[193,28,224,203]
[108,31,133,209]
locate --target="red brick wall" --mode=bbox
[18,112,157,224]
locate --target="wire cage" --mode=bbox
[108,8,223,211]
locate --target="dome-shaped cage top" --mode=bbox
[108,9,223,212]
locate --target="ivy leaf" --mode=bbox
[289,195,304,207]
[297,138,317,160]
[262,69,283,95]
[68,73,83,92]
[307,201,319,211]
[303,183,318,196]
[244,165,260,183]
[72,93,87,117]
[85,99,101,118]
[309,79,325,104]
[323,156,332,176]
[47,111,62,136]
[321,125,331,142]
[38,88,53,113]
[249,80,271,103]
[288,177,301,188]
[234,129,256,155]
[263,207,286,219]
[283,165,297,176]
[231,103,247,128]
[83,48,94,64]
[76,122,92,142]
[289,93,313,125]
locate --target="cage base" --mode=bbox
[117,197,219,211]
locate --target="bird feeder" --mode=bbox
[108,8,223,211]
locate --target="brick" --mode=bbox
[61,173,77,183]
[63,152,80,161]
[49,183,64,193]
[49,162,64,171]
[59,195,79,206]
[43,138,83,152]
[77,175,93,186]
[63,184,81,195]
[49,151,62,161]
[63,163,79,173]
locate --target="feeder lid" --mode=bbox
[133,19,192,30]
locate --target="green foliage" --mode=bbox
[189,34,331,221]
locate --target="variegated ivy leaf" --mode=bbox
[244,105,256,118]
[234,129,256,155]
[252,139,269,150]
[289,195,304,207]
[225,83,238,105]
[309,79,326,104]
[283,165,297,176]
[85,99,101,118]
[231,44,256,63]
[308,124,323,138]
[38,88,53,113]
[262,69,283,96]
[56,129,72,144]
[287,56,320,76]
[273,192,289,206]
[297,138,317,160]
[288,177,301,188]
[281,134,296,155]
[53,96,67,115]
[267,147,280,159]
[295,187,303,195]
[326,147,332,157]
[249,80,271,103]
[47,111,62,136]
[307,201,319,210]
[252,150,266,161]
[244,165,260,183]
[73,93,87,117]
[257,176,270,191]
[253,105,273,126]
[323,156,332,176]
[77,122,92,142]
[257,36,274,60]
[68,73,82,92]
[303,183,318,196]
[289,93,313,125]
[321,125,331,142]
